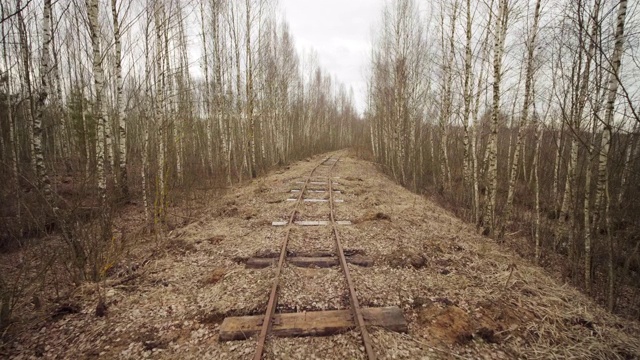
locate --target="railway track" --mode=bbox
[220,156,407,359]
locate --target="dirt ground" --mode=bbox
[1,150,639,359]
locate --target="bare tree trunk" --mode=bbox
[552,119,564,216]
[461,0,472,191]
[200,1,214,175]
[617,124,637,208]
[483,0,507,236]
[597,0,628,311]
[471,0,493,226]
[154,0,167,222]
[438,1,457,192]
[142,10,153,224]
[212,0,231,185]
[112,0,128,199]
[87,0,107,205]
[35,0,54,203]
[246,0,257,178]
[16,0,37,178]
[533,125,542,263]
[501,0,542,237]
[49,1,70,174]
[583,0,605,293]
[2,18,20,225]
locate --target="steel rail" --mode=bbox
[252,157,332,360]
[328,158,376,360]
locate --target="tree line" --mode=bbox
[365,0,639,316]
[0,0,357,237]
[0,1,357,323]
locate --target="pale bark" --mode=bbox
[617,129,636,207]
[461,0,472,189]
[438,1,457,192]
[583,0,603,293]
[154,0,167,220]
[2,18,20,223]
[16,1,37,177]
[49,2,70,173]
[501,0,542,237]
[246,0,257,178]
[552,119,564,215]
[87,0,107,204]
[483,0,508,236]
[471,0,493,226]
[35,0,54,202]
[142,10,153,223]
[200,1,213,174]
[597,0,627,311]
[212,0,231,185]
[111,0,128,198]
[533,125,542,263]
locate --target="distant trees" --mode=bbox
[366,0,640,314]
[0,0,356,270]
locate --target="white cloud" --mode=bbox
[279,0,385,113]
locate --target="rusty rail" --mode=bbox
[328,159,376,360]
[252,157,332,360]
[253,156,375,359]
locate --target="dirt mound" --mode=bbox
[386,248,427,269]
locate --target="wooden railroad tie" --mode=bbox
[272,220,352,226]
[219,306,407,341]
[296,181,340,185]
[286,198,344,203]
[245,255,373,269]
[290,189,342,194]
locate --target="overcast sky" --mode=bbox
[279,0,385,114]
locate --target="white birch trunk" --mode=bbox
[16,1,37,178]
[87,0,107,204]
[461,0,472,189]
[597,0,628,311]
[501,0,542,236]
[2,19,20,223]
[35,0,54,202]
[155,1,167,220]
[483,0,507,236]
[111,0,128,198]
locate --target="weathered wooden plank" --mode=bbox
[285,199,344,203]
[271,220,352,226]
[245,256,373,269]
[348,255,374,267]
[289,250,332,257]
[246,257,277,269]
[290,257,338,267]
[296,181,340,185]
[290,189,342,194]
[219,306,406,341]
[294,221,329,226]
[335,220,352,225]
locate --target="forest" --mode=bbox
[365,0,640,317]
[0,0,639,342]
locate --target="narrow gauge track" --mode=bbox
[220,156,406,359]
[253,156,380,360]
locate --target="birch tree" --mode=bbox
[596,0,627,311]
[483,0,508,236]
[86,0,107,205]
[501,0,542,237]
[111,0,128,198]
